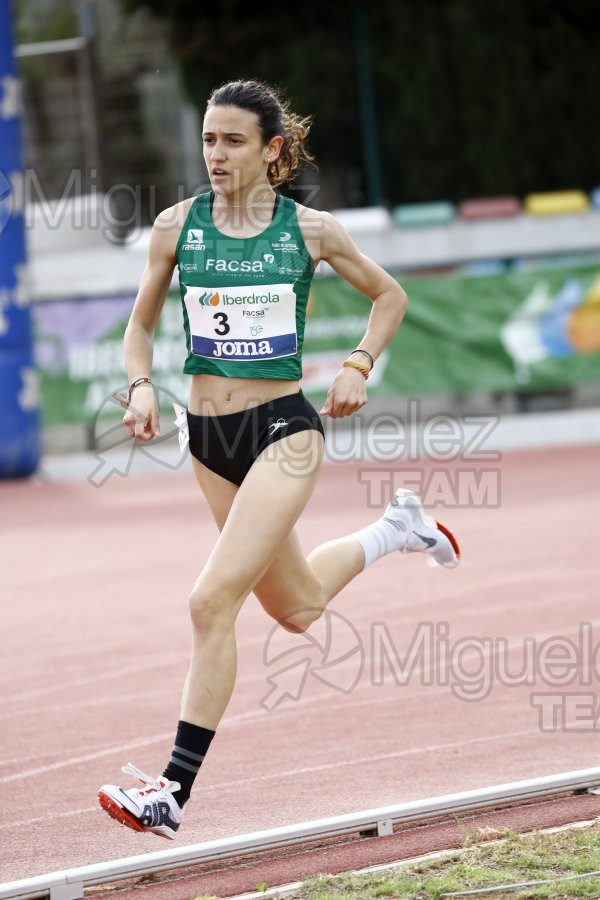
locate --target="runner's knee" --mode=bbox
[275,605,324,634]
[188,578,244,633]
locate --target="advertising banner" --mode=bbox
[0,0,40,475]
[33,264,600,427]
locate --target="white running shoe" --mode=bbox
[385,489,461,569]
[98,762,183,840]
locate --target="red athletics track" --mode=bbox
[1,445,599,891]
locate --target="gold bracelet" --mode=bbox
[342,360,369,380]
[351,348,374,370]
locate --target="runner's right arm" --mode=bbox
[123,208,179,441]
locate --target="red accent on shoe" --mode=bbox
[436,521,461,559]
[98,791,145,833]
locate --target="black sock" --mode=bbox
[162,720,215,808]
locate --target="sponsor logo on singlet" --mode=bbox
[273,230,298,252]
[181,227,206,251]
[212,339,275,358]
[205,258,264,273]
[222,290,279,305]
[198,290,221,307]
[197,290,279,308]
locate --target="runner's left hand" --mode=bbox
[320,366,368,418]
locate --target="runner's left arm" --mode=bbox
[316,212,407,419]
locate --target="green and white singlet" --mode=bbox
[176,193,315,379]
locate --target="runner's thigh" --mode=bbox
[197,430,323,598]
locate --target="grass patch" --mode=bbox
[279,821,600,899]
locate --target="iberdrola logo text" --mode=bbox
[222,290,280,305]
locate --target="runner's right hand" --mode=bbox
[123,383,160,441]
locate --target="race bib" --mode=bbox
[184,284,298,362]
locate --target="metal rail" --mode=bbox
[14,38,88,57]
[2,766,600,900]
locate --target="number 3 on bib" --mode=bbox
[213,312,230,336]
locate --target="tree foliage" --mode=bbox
[122,0,600,207]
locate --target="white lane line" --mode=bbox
[0,727,543,832]
[0,722,540,788]
[200,728,541,794]
[4,610,597,718]
[0,655,188,707]
[2,615,596,773]
[0,688,176,724]
[0,806,97,831]
[0,733,173,783]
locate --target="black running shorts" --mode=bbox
[187,391,324,486]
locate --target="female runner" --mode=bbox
[98,80,460,839]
